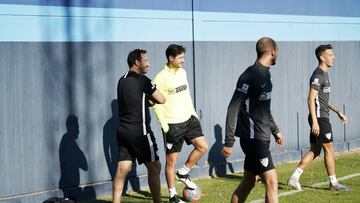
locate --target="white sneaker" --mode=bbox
[176,171,198,189]
[288,176,302,191]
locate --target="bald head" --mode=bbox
[256,37,277,59]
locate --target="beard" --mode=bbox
[271,58,276,65]
[140,66,149,74]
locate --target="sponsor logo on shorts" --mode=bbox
[237,83,249,94]
[260,157,269,167]
[325,133,332,140]
[166,143,173,150]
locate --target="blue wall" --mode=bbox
[1,1,360,202]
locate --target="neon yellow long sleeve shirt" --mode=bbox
[152,65,198,132]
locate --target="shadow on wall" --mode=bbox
[102,99,141,192]
[103,100,119,180]
[59,115,96,202]
[39,2,115,202]
[208,124,234,177]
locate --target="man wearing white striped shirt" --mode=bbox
[288,44,351,191]
[113,49,165,203]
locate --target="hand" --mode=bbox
[338,112,348,124]
[311,122,320,136]
[149,99,155,106]
[274,132,285,147]
[221,146,233,158]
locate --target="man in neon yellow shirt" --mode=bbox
[153,44,208,203]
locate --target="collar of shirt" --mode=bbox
[255,61,270,70]
[165,64,180,73]
[253,61,271,76]
[317,66,329,73]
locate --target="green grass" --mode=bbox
[85,150,360,203]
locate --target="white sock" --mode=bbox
[291,167,304,180]
[169,188,177,198]
[178,165,191,175]
[329,175,338,185]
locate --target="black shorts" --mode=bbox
[117,127,159,165]
[163,115,204,154]
[308,116,333,144]
[240,139,274,175]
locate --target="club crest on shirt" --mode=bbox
[323,87,331,93]
[311,78,320,86]
[325,133,332,140]
[237,83,249,94]
[260,157,269,167]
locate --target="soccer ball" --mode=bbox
[182,186,201,202]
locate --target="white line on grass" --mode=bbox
[249,173,360,203]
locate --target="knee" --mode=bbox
[323,147,334,156]
[153,162,161,174]
[115,163,132,179]
[322,142,334,151]
[147,162,161,174]
[196,141,209,154]
[233,180,255,198]
[247,179,256,189]
[264,177,277,191]
[266,181,278,191]
[166,156,177,167]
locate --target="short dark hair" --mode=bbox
[166,44,186,62]
[127,49,147,68]
[256,37,277,58]
[315,44,333,63]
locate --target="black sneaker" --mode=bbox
[175,171,198,189]
[169,194,185,203]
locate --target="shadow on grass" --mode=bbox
[123,191,170,202]
[81,190,169,203]
[301,185,329,191]
[80,200,111,203]
[215,174,243,181]
[278,182,288,190]
[278,182,329,191]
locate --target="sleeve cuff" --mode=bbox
[161,124,169,133]
[224,141,234,148]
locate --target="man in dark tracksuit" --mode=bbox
[222,37,285,203]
